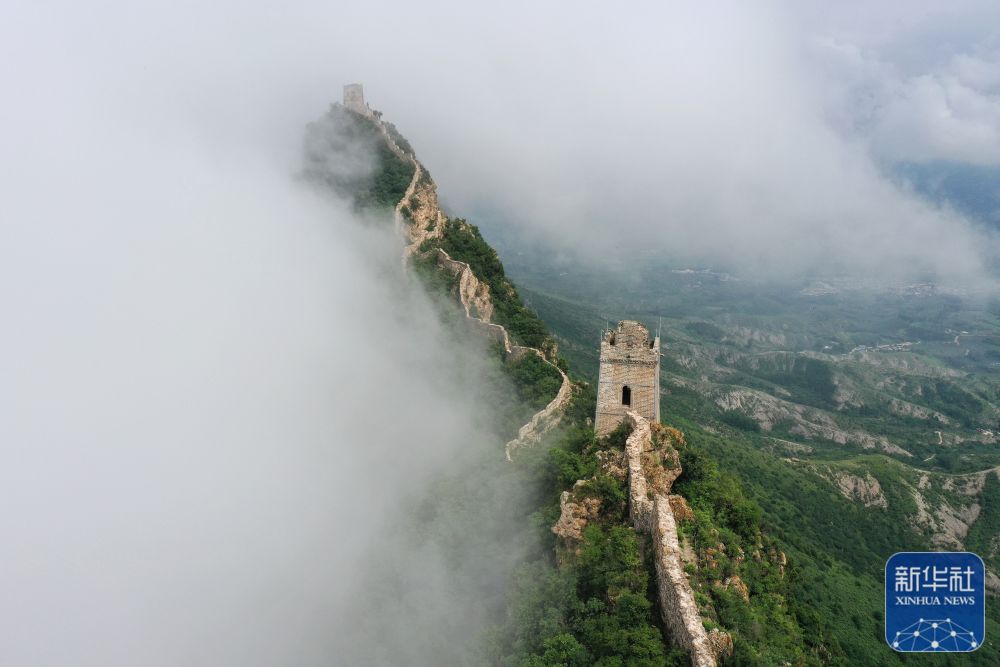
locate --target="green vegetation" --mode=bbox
[410,231,563,436]
[685,321,726,343]
[491,251,1000,665]
[507,352,564,410]
[303,105,414,211]
[311,104,1000,665]
[734,355,837,408]
[508,254,1000,470]
[673,441,817,664]
[421,218,554,351]
[493,523,675,667]
[488,404,680,666]
[383,119,415,156]
[966,473,1000,573]
[411,250,460,297]
[719,410,761,432]
[491,391,819,665]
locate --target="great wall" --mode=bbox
[554,410,731,666]
[354,86,728,664]
[623,411,727,667]
[367,104,574,461]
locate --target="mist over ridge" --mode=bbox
[1,3,537,665]
[3,0,1000,664]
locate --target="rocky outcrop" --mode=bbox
[669,494,695,522]
[903,468,996,551]
[715,388,911,457]
[434,249,494,321]
[401,174,445,259]
[645,426,683,494]
[707,629,734,662]
[987,571,1000,595]
[624,411,724,667]
[552,481,602,563]
[912,486,982,549]
[888,398,950,424]
[721,575,750,602]
[597,448,627,482]
[375,115,572,459]
[833,472,888,508]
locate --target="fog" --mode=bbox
[7,0,988,288]
[2,0,999,664]
[1,2,532,665]
[377,0,1000,284]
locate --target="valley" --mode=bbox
[476,237,1000,663]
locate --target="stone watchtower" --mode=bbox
[343,83,371,116]
[595,321,660,436]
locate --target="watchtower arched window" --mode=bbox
[622,385,632,406]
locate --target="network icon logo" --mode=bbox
[885,552,985,653]
[890,618,978,652]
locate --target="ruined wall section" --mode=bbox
[623,411,724,667]
[651,495,718,667]
[370,111,572,458]
[399,168,446,260]
[504,345,574,459]
[434,249,494,323]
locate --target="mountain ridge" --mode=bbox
[303,90,1000,665]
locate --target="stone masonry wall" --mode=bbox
[359,89,722,666]
[368,106,573,459]
[624,411,718,667]
[595,321,661,436]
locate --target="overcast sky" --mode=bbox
[2,1,999,665]
[370,0,1000,281]
[8,1,996,276]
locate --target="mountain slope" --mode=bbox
[495,258,1000,664]
[304,97,821,665]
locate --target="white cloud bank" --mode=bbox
[803,1,1000,167]
[2,0,999,663]
[1,2,514,665]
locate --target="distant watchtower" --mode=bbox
[343,83,371,116]
[595,321,660,436]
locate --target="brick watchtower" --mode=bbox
[594,320,660,436]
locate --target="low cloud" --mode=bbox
[1,2,529,665]
[393,1,1000,285]
[3,1,999,664]
[804,2,1000,168]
